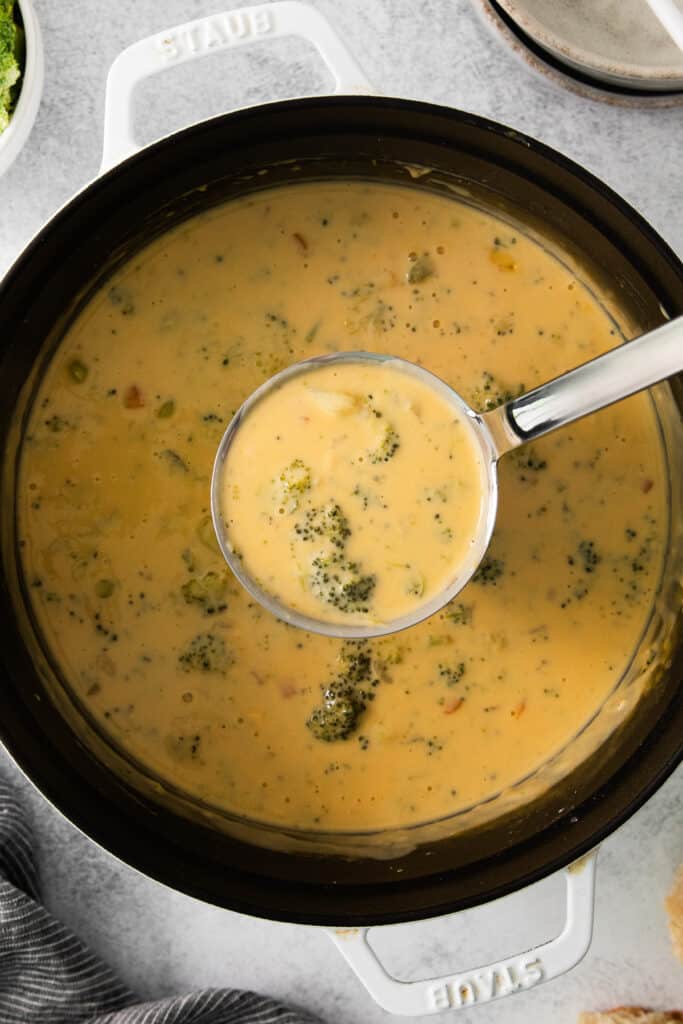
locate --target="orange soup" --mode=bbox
[17,182,666,830]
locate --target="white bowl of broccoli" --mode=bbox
[0,0,43,176]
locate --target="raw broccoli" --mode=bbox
[178,632,232,673]
[0,2,21,135]
[181,571,228,615]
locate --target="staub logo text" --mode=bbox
[428,958,544,1010]
[156,10,274,61]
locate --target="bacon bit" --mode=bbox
[124,385,144,409]
[444,696,465,715]
[280,682,298,698]
[292,232,308,252]
[641,478,654,494]
[511,700,527,719]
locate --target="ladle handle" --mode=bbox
[485,317,683,456]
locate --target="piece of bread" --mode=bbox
[579,1010,683,1024]
[579,865,683,1024]
[666,863,683,964]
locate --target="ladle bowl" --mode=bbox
[211,318,683,638]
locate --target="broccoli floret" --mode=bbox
[295,502,375,614]
[181,571,228,615]
[561,539,602,608]
[444,601,472,625]
[0,2,21,135]
[472,554,504,585]
[513,447,547,473]
[372,640,404,667]
[511,446,548,484]
[368,422,400,464]
[310,556,376,614]
[275,458,312,513]
[306,640,378,742]
[469,371,523,413]
[339,640,373,685]
[438,661,466,686]
[281,458,311,490]
[566,540,601,575]
[371,640,405,682]
[308,691,360,741]
[294,502,351,550]
[178,632,232,673]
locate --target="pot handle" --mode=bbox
[329,850,597,1015]
[101,1,372,172]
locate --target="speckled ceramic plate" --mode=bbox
[494,0,683,90]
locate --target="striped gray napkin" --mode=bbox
[0,780,322,1024]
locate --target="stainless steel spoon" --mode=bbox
[211,316,683,638]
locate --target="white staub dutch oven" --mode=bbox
[1,3,682,1016]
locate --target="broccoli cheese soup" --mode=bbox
[17,181,667,832]
[218,358,487,630]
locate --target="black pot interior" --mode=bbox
[1,97,682,925]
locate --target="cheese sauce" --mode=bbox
[219,359,486,627]
[17,181,666,832]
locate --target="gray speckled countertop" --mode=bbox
[1,2,682,1021]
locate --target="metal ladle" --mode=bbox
[211,317,683,639]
